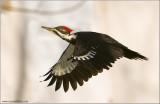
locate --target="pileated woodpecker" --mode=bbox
[41,26,148,92]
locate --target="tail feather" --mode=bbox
[123,48,148,60]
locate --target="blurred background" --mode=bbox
[1,1,159,103]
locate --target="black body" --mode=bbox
[42,31,148,92]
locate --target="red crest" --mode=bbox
[60,26,73,33]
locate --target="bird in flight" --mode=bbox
[41,26,148,92]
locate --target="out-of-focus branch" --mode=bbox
[1,1,86,15]
[1,1,12,12]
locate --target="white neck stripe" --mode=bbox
[54,29,77,40]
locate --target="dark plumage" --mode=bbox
[41,26,148,92]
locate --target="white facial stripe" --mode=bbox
[54,30,77,40]
[54,29,66,38]
[66,34,77,40]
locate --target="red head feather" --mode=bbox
[60,26,73,33]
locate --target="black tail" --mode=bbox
[123,48,148,60]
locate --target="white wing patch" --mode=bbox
[74,47,97,60]
[52,61,77,76]
[51,44,78,76]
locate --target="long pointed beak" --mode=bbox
[41,26,54,31]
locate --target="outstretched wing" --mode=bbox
[43,44,104,92]
[43,44,77,92]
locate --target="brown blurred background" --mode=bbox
[1,1,159,103]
